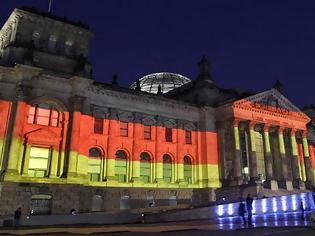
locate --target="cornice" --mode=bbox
[87,85,199,114]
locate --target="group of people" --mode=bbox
[238,194,254,226]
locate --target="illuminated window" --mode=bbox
[185,130,192,144]
[165,128,172,142]
[94,118,103,134]
[120,121,128,137]
[144,125,151,140]
[115,150,127,182]
[28,104,61,127]
[140,152,151,183]
[184,156,192,184]
[28,147,51,178]
[88,148,102,181]
[163,154,172,183]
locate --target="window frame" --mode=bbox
[94,118,104,134]
[28,146,52,178]
[165,127,172,142]
[120,121,128,137]
[28,104,60,127]
[185,130,192,144]
[144,125,151,140]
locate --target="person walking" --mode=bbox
[238,201,247,225]
[300,201,305,220]
[14,207,22,227]
[246,194,254,226]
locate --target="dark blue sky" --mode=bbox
[1,0,315,107]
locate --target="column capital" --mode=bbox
[301,130,308,138]
[278,126,286,134]
[69,95,86,111]
[248,121,256,129]
[290,128,297,136]
[233,118,240,127]
[263,124,271,132]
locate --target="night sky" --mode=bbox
[1,0,315,108]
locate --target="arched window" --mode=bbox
[140,152,151,183]
[88,148,102,181]
[184,156,192,184]
[163,154,172,183]
[115,150,127,183]
[27,104,61,127]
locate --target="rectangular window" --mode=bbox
[28,146,51,177]
[94,118,103,134]
[120,121,128,137]
[144,125,151,140]
[165,128,172,142]
[185,130,192,144]
[27,106,36,124]
[36,107,50,126]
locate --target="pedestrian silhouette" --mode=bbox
[238,201,247,225]
[14,207,21,227]
[300,201,305,220]
[246,194,254,226]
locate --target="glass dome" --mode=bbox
[129,72,191,94]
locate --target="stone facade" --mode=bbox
[0,8,314,217]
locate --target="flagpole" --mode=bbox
[48,0,53,13]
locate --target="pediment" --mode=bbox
[233,89,310,122]
[25,128,61,143]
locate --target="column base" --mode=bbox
[304,181,313,190]
[106,176,116,181]
[131,177,140,183]
[248,177,259,186]
[263,179,278,190]
[292,179,305,190]
[155,178,164,184]
[229,177,244,186]
[277,180,293,190]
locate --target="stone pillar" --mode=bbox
[262,125,278,190]
[7,84,28,176]
[232,119,242,185]
[290,129,304,189]
[21,144,31,176]
[302,131,313,188]
[248,122,258,184]
[278,128,288,178]
[67,95,85,180]
[277,127,292,190]
[49,148,59,178]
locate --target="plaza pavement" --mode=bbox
[0,212,314,235]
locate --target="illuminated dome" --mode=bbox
[129,72,191,94]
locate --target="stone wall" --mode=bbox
[0,182,204,218]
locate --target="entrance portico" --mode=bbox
[218,89,312,190]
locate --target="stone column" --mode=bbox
[263,125,273,179]
[262,125,278,189]
[302,131,313,187]
[278,128,288,178]
[232,119,242,184]
[6,84,28,176]
[21,143,31,176]
[49,148,59,178]
[67,95,85,180]
[290,129,304,189]
[248,121,258,184]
